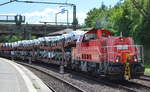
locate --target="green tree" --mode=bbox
[85,0,150,46]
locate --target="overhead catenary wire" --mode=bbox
[0,0,17,6]
[15,0,75,6]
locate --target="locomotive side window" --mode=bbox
[102,32,106,37]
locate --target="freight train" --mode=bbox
[0,29,145,80]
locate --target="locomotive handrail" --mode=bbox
[103,45,144,63]
[104,45,143,48]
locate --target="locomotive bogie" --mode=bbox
[130,62,145,78]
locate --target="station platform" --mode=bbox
[0,57,52,92]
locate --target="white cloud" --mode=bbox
[1,8,87,24]
[77,13,87,24]
[23,8,59,17]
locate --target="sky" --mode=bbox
[0,0,121,24]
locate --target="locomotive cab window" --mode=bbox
[82,33,97,42]
[101,32,111,37]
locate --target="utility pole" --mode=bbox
[55,12,59,25]
[55,9,69,26]
[72,5,77,29]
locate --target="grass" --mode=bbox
[144,64,150,74]
[144,56,150,74]
[33,83,40,89]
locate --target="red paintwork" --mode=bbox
[72,29,138,63]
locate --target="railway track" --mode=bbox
[44,65,150,92]
[66,68,150,92]
[144,75,150,77]
[16,61,142,92]
[118,80,150,92]
[66,70,137,92]
[99,75,150,92]
[143,74,150,79]
[139,75,150,82]
[42,81,56,92]
[17,62,85,92]
[94,78,137,92]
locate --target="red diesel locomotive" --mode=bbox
[71,29,144,79]
[0,29,145,80]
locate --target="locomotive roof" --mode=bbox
[86,29,112,38]
[86,29,112,35]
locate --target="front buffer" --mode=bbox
[106,62,145,80]
[130,62,145,79]
[106,62,124,80]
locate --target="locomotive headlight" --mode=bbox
[116,56,120,62]
[134,58,138,62]
[134,56,138,62]
[116,59,119,62]
[121,38,123,41]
